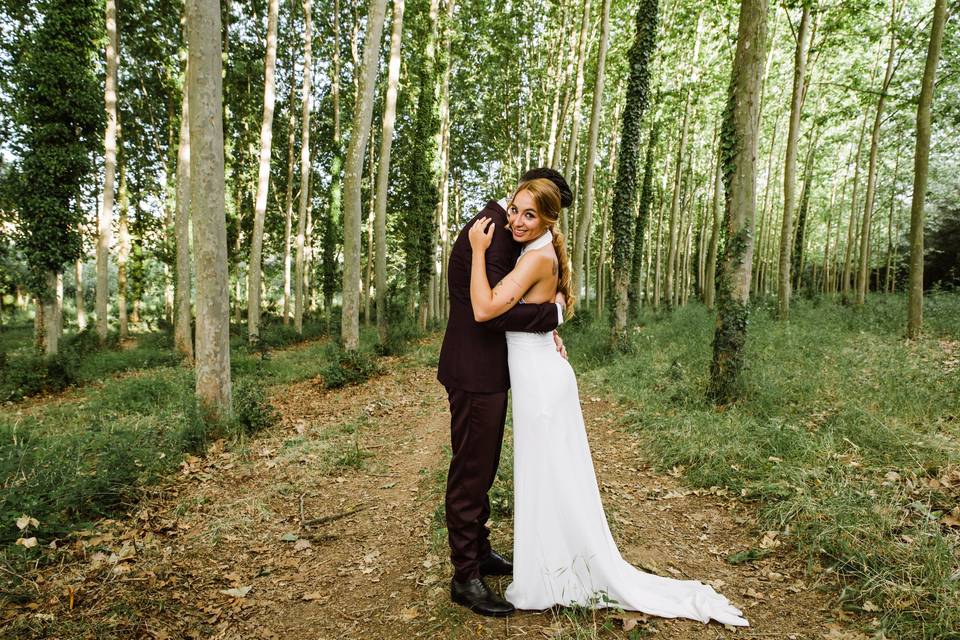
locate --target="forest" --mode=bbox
[0,0,958,637]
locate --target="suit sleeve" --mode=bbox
[478,230,559,333]
[480,300,560,332]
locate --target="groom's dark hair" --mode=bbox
[520,167,573,209]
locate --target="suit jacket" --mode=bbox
[437,200,560,393]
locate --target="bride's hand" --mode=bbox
[469,216,495,252]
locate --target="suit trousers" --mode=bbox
[444,386,509,582]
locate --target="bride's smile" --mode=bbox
[507,189,548,243]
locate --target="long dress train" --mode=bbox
[502,235,748,627]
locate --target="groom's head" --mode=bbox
[520,168,573,209]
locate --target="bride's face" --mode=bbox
[507,189,548,243]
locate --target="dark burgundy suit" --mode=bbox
[437,200,559,582]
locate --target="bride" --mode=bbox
[466,177,749,627]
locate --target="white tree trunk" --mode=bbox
[187,0,232,418]
[341,0,388,350]
[571,0,611,301]
[247,0,280,343]
[375,0,403,344]
[294,0,313,335]
[96,0,119,342]
[174,68,194,362]
[75,258,87,330]
[776,4,810,319]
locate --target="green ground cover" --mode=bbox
[562,292,960,639]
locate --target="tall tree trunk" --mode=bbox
[653,179,665,309]
[907,0,946,338]
[572,0,611,303]
[776,3,810,320]
[325,0,343,323]
[610,0,658,340]
[705,132,722,310]
[187,0,232,418]
[375,0,404,345]
[664,13,703,310]
[96,0,119,342]
[841,109,870,301]
[545,0,571,168]
[247,0,279,343]
[294,0,313,334]
[75,258,87,330]
[174,68,194,362]
[341,0,388,350]
[857,0,898,306]
[884,141,902,293]
[630,121,658,319]
[117,150,130,340]
[561,0,591,186]
[709,0,766,404]
[282,97,296,325]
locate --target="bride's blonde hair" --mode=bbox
[508,178,576,318]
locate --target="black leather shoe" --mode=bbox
[450,577,515,617]
[478,549,513,576]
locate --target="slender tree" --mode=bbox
[708,0,767,404]
[906,0,947,338]
[375,0,405,345]
[247,0,279,343]
[610,0,658,342]
[572,0,611,302]
[186,0,231,417]
[857,0,898,306]
[97,0,119,342]
[341,0,387,350]
[174,60,193,362]
[294,0,313,334]
[776,2,811,319]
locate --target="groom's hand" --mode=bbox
[553,330,567,360]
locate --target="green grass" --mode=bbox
[0,320,392,564]
[562,292,960,639]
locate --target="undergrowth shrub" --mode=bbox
[320,344,380,389]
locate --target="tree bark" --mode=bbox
[282,93,296,325]
[341,0,388,350]
[247,0,279,343]
[96,0,118,343]
[709,0,766,404]
[561,0,591,185]
[705,132,722,310]
[630,121,658,319]
[610,0,658,340]
[664,13,703,310]
[857,0,898,306]
[117,149,130,340]
[907,0,946,338]
[375,0,404,345]
[75,258,87,330]
[572,0,610,303]
[174,62,194,362]
[187,0,232,418]
[776,3,810,320]
[294,0,313,335]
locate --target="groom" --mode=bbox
[438,168,573,617]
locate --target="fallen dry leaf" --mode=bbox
[15,537,37,548]
[219,586,252,598]
[16,515,39,530]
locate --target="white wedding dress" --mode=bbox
[502,231,749,627]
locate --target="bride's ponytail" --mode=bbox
[552,229,575,319]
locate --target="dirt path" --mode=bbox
[3,347,863,640]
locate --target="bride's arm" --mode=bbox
[468,216,548,322]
